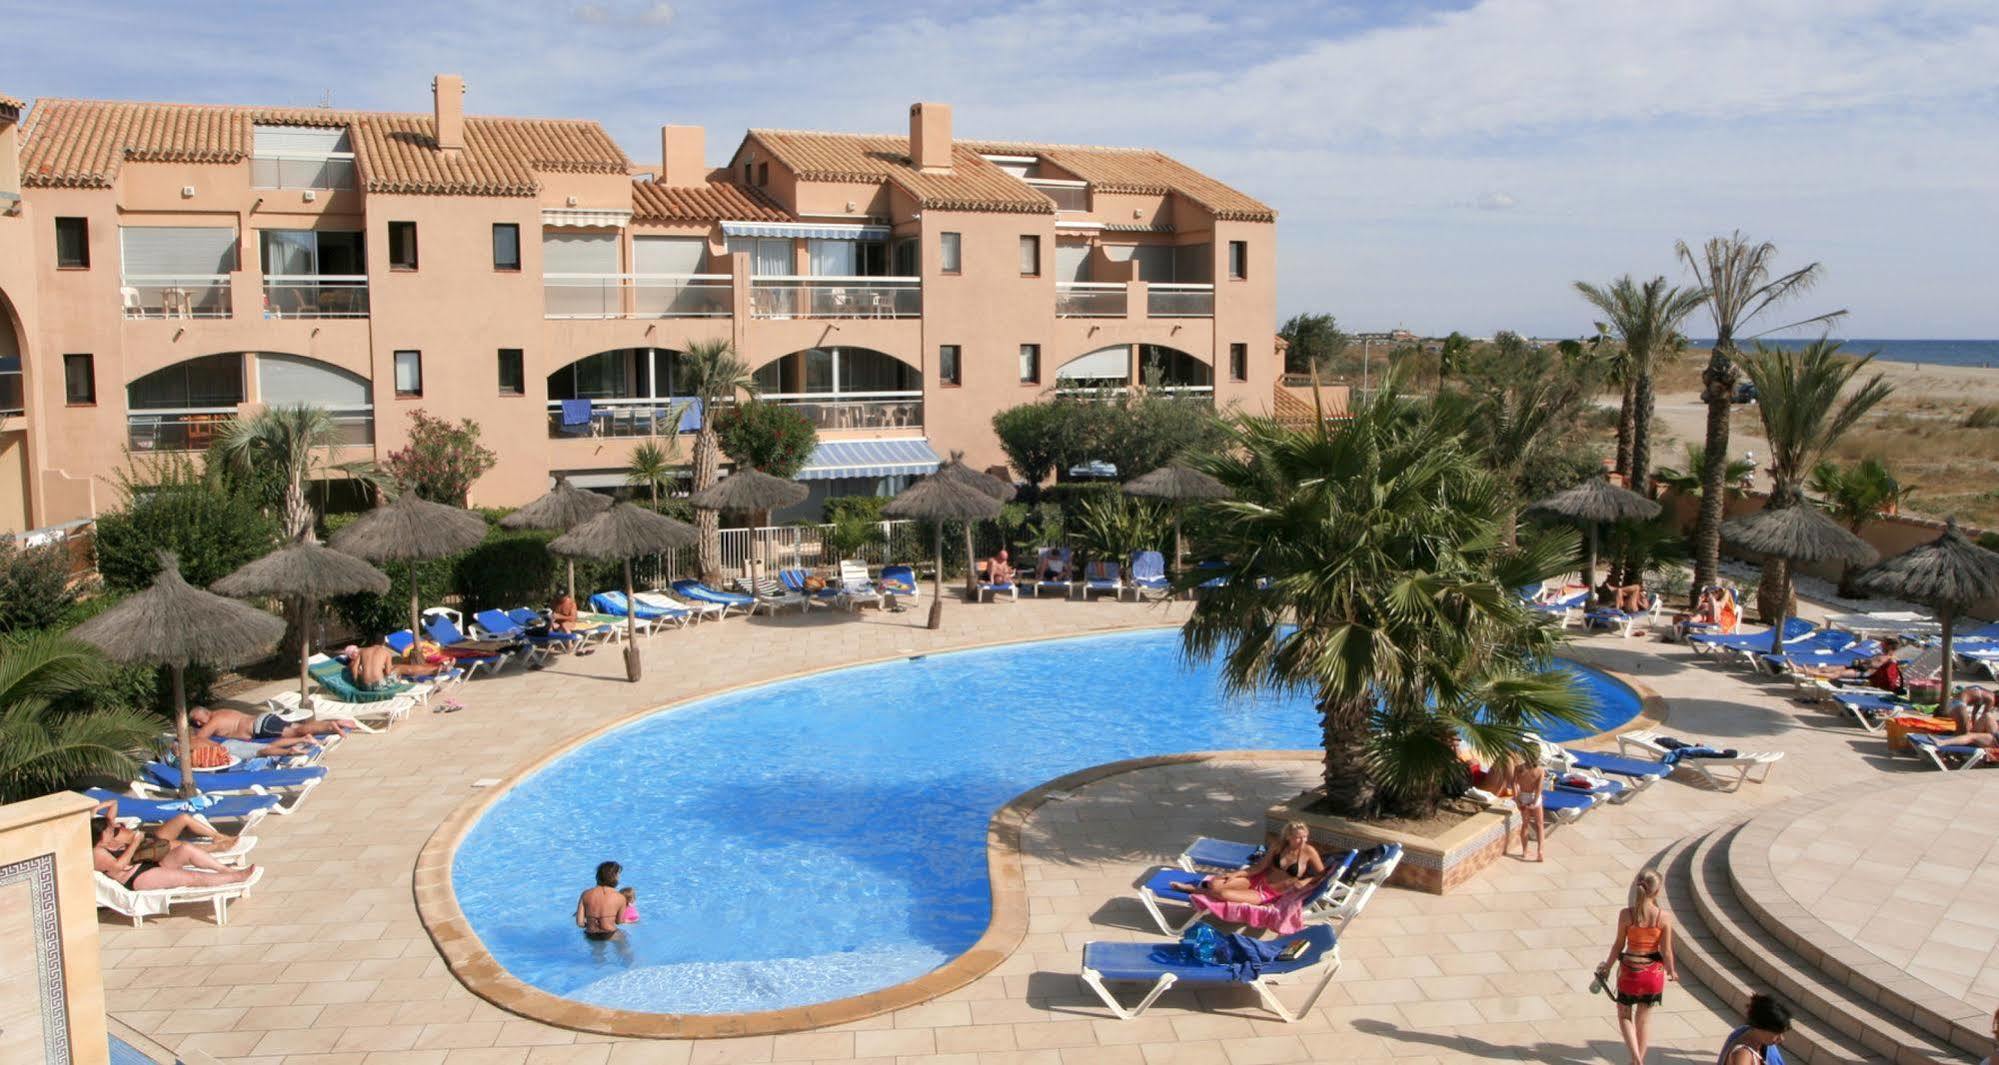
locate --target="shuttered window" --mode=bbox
[542,231,619,274]
[633,236,706,274]
[120,227,236,279]
[257,353,370,407]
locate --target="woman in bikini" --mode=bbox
[1485,753,1547,862]
[1718,993,1791,1065]
[92,816,256,891]
[1599,867,1676,1065]
[1173,820,1325,904]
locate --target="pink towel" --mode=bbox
[1189,889,1308,934]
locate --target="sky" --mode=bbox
[6,0,1997,338]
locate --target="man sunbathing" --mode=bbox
[346,641,406,691]
[191,705,352,748]
[550,594,580,634]
[986,550,1014,586]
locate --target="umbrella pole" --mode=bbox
[407,563,422,664]
[172,665,194,799]
[1174,513,1185,584]
[297,595,313,703]
[1583,523,1599,591]
[928,525,944,630]
[1768,595,1788,657]
[1940,609,1956,710]
[566,560,577,604]
[963,523,978,603]
[623,558,642,683]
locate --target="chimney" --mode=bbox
[432,74,465,153]
[660,125,705,186]
[909,102,952,174]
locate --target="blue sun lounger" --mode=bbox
[385,629,509,677]
[1133,852,1358,936]
[140,762,325,793]
[85,788,281,828]
[1177,836,1265,872]
[1689,617,1817,657]
[1909,734,1991,771]
[1128,551,1172,600]
[672,579,753,616]
[1564,749,1671,787]
[1538,787,1599,821]
[1080,924,1342,1022]
[591,591,689,627]
[1824,688,1914,732]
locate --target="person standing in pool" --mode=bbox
[576,861,629,942]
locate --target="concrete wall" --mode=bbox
[0,792,110,1065]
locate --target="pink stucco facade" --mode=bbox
[0,81,1277,532]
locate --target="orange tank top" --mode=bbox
[1625,922,1663,955]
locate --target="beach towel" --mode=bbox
[561,398,592,427]
[1188,889,1309,935]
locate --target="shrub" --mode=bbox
[822,513,885,563]
[323,511,457,638]
[384,409,497,505]
[0,540,80,635]
[1069,491,1168,562]
[95,457,280,593]
[991,402,1072,485]
[455,529,560,613]
[1967,405,1999,429]
[992,395,1226,489]
[823,495,891,525]
[715,400,818,479]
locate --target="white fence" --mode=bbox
[631,519,922,586]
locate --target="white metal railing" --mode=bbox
[1147,283,1215,318]
[750,276,921,319]
[1053,384,1215,403]
[251,153,358,191]
[0,370,20,416]
[1026,178,1089,212]
[127,405,373,452]
[631,519,924,586]
[263,275,369,318]
[121,275,233,319]
[763,391,923,431]
[547,397,692,439]
[1055,281,1126,318]
[543,273,733,319]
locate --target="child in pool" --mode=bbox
[619,887,639,923]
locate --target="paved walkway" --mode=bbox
[98,597,1955,1064]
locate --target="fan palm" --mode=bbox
[0,633,162,805]
[677,339,759,580]
[1677,232,1847,601]
[625,437,682,509]
[1810,457,1912,597]
[1441,367,1593,547]
[1740,339,1893,619]
[1655,444,1754,498]
[1573,276,1707,496]
[213,403,348,541]
[1183,387,1587,818]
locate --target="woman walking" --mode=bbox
[1598,868,1676,1065]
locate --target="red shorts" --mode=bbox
[1616,961,1665,1005]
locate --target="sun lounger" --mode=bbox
[671,579,753,618]
[468,609,556,662]
[735,576,809,615]
[384,630,508,677]
[476,608,587,658]
[574,610,645,638]
[139,761,324,794]
[1562,749,1672,791]
[1688,617,1817,658]
[637,590,723,624]
[305,655,437,705]
[505,607,611,650]
[837,560,887,610]
[1181,852,1359,934]
[1584,594,1661,638]
[1127,551,1172,601]
[1081,560,1123,600]
[1551,771,1633,805]
[1177,836,1265,872]
[1814,685,1913,732]
[426,614,527,668]
[84,788,279,834]
[1908,734,1992,771]
[1023,547,1074,598]
[1080,924,1341,1023]
[95,865,265,927]
[1617,730,1783,791]
[779,568,843,610]
[878,564,919,608]
[590,591,688,628]
[129,770,319,815]
[1531,590,1591,627]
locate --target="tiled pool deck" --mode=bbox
[99,597,1950,1064]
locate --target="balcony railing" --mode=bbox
[1,370,21,417]
[251,153,358,191]
[763,392,923,431]
[1054,385,1215,404]
[121,276,233,319]
[547,398,693,440]
[1055,282,1127,318]
[750,276,920,319]
[1148,283,1215,318]
[128,406,373,452]
[543,273,732,320]
[263,276,369,318]
[1026,179,1089,212]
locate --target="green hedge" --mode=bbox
[95,483,280,593]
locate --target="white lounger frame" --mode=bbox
[95,865,264,926]
[1080,945,1342,1022]
[1617,730,1783,791]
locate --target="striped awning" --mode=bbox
[797,438,940,481]
[722,220,891,241]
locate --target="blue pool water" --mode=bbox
[453,629,1639,1015]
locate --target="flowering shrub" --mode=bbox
[384,409,497,505]
[714,400,817,478]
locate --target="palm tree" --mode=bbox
[1810,459,1911,598]
[1183,385,1586,818]
[625,438,681,510]
[1573,276,1707,496]
[1677,233,1847,602]
[1655,444,1754,498]
[0,633,162,805]
[1442,367,1593,547]
[676,340,759,579]
[213,404,344,541]
[1437,331,1473,392]
[1740,339,1893,620]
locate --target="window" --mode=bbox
[251,124,356,190]
[1230,342,1248,382]
[1019,343,1040,384]
[1018,235,1040,277]
[743,161,753,184]
[388,222,419,271]
[939,232,962,275]
[757,162,769,186]
[1228,240,1248,280]
[492,224,521,271]
[55,218,89,268]
[939,345,962,386]
[393,350,423,397]
[498,349,525,395]
[63,354,96,405]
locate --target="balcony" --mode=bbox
[750,277,920,319]
[1026,178,1089,212]
[763,393,923,431]
[263,276,369,319]
[1,368,21,417]
[1055,282,1127,318]
[251,153,358,191]
[127,407,372,452]
[543,274,732,320]
[1148,283,1215,318]
[121,276,233,319]
[547,398,691,440]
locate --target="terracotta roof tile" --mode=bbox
[965,139,1274,222]
[19,99,628,195]
[0,93,23,115]
[748,130,1053,215]
[631,179,788,223]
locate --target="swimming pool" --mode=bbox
[451,629,1640,1016]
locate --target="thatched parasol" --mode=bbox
[550,503,699,681]
[214,540,390,702]
[932,457,1014,601]
[1723,503,1878,654]
[72,552,287,797]
[499,476,612,601]
[1856,517,1999,703]
[1526,477,1661,590]
[690,469,809,583]
[1125,464,1229,578]
[328,492,488,662]
[884,474,1005,630]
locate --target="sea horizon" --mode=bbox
[1686,337,1999,369]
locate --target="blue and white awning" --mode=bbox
[722,220,891,241]
[797,439,941,481]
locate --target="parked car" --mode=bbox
[1733,381,1758,404]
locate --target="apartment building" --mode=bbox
[0,77,1278,533]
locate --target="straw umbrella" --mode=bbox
[1722,503,1877,655]
[214,539,390,702]
[1124,464,1228,576]
[934,458,1015,601]
[72,552,286,797]
[1856,518,1999,704]
[328,492,488,660]
[1526,476,1661,591]
[550,503,699,681]
[499,476,611,601]
[689,468,808,583]
[884,474,1004,630]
